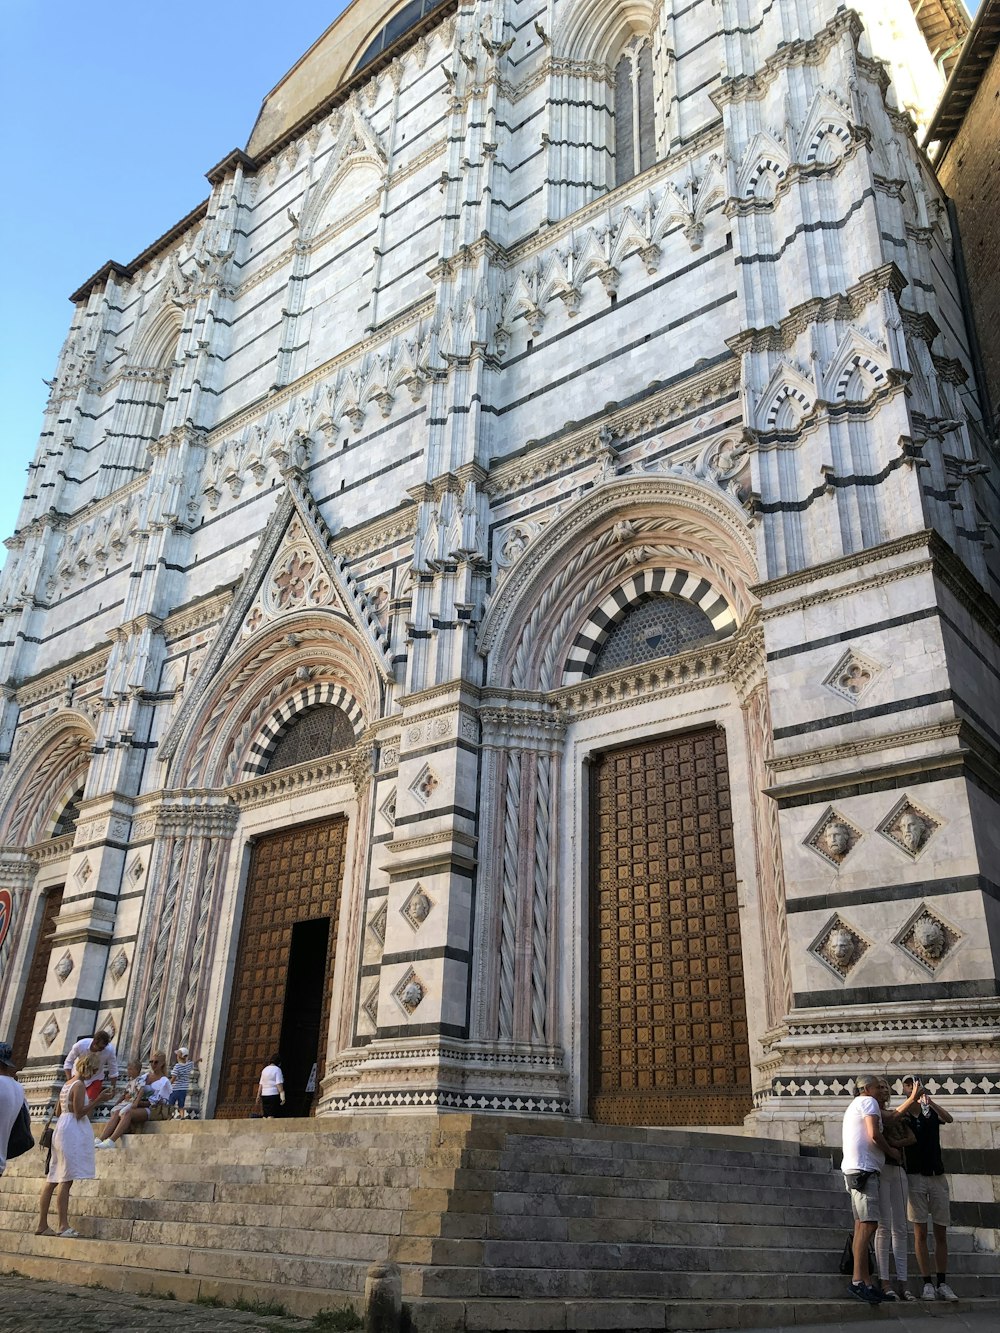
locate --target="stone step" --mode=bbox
[409,1296,1000,1332]
[490,1132,829,1171]
[436,1265,1000,1302]
[474,1151,839,1188]
[451,1166,845,1206]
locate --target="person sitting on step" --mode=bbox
[96,1051,172,1148]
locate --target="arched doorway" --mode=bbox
[589,725,752,1126]
[215,814,347,1118]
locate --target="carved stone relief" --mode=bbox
[877,797,941,859]
[894,905,961,975]
[392,967,426,1015]
[823,649,883,706]
[804,808,863,867]
[367,902,388,948]
[41,1016,60,1047]
[361,983,380,1029]
[54,951,74,982]
[109,949,129,982]
[379,789,397,828]
[409,764,440,806]
[810,913,870,980]
[401,883,433,931]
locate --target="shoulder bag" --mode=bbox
[5,1102,34,1159]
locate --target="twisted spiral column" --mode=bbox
[498,751,521,1040]
[530,753,551,1043]
[140,837,184,1057]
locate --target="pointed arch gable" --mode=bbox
[171,612,380,789]
[158,478,392,780]
[0,711,95,846]
[556,0,657,65]
[477,475,757,691]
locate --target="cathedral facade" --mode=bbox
[1,0,997,1144]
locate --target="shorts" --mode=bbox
[168,1088,187,1108]
[907,1173,950,1227]
[261,1094,282,1118]
[84,1078,104,1099]
[845,1172,881,1223]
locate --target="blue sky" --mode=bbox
[0,3,349,549]
[0,1,980,553]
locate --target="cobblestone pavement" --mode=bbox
[0,1276,996,1333]
[0,1275,327,1333]
[729,1316,1000,1333]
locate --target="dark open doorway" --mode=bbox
[279,917,331,1116]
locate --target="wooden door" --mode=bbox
[214,817,346,1118]
[590,727,752,1126]
[12,886,64,1067]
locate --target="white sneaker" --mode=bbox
[921,1282,938,1300]
[937,1283,959,1302]
[95,1139,115,1150]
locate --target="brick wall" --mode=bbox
[937,52,1000,420]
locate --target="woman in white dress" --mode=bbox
[96,1050,172,1147]
[37,1052,98,1237]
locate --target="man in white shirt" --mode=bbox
[0,1040,29,1177]
[62,1030,118,1102]
[842,1072,902,1303]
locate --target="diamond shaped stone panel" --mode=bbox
[809,913,870,980]
[877,796,941,859]
[410,764,440,806]
[392,967,426,1016]
[401,884,433,931]
[803,808,863,867]
[823,649,882,705]
[894,905,962,974]
[367,902,388,948]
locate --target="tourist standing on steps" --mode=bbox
[168,1045,200,1119]
[841,1072,902,1304]
[37,1052,99,1237]
[62,1029,118,1105]
[255,1054,285,1118]
[0,1040,29,1178]
[901,1075,959,1302]
[874,1077,919,1300]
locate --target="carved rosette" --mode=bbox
[823,648,883,705]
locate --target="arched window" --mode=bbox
[613,35,655,188]
[262,705,357,774]
[51,789,84,838]
[592,595,719,677]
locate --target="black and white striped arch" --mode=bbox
[561,569,737,685]
[241,682,364,780]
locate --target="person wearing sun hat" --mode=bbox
[168,1045,200,1120]
[1,1040,29,1177]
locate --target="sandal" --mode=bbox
[57,1227,80,1238]
[34,1226,56,1236]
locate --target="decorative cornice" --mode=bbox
[727,265,908,357]
[752,530,933,601]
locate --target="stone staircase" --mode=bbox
[0,1115,996,1330]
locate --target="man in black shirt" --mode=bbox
[901,1076,958,1302]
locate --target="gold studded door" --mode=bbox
[589,727,752,1126]
[12,886,63,1067]
[215,817,346,1119]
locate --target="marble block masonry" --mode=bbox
[0,0,997,1167]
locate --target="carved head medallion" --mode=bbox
[810,914,870,979]
[804,808,863,867]
[877,797,941,860]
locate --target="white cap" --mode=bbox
[177,1047,189,1058]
